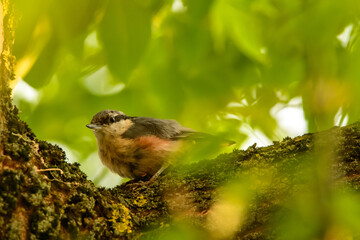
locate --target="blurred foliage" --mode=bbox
[9,0,360,238]
[12,0,360,144]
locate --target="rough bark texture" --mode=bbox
[1,1,360,240]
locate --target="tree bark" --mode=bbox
[1,1,360,240]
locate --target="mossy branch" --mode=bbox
[1,95,360,239]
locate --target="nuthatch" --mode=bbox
[86,110,206,182]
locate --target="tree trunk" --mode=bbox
[1,1,360,239]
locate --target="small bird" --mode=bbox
[86,110,208,182]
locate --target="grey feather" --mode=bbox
[121,117,205,140]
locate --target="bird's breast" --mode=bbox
[96,134,182,179]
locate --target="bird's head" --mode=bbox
[86,110,134,137]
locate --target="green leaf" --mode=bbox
[97,0,152,81]
[50,0,103,40]
[49,0,104,58]
[23,36,60,88]
[210,0,266,63]
[182,0,214,19]
[13,0,51,59]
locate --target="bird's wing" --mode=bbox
[121,117,204,141]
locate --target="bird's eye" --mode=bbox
[110,117,116,123]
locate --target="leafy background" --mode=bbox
[10,0,360,238]
[12,0,359,184]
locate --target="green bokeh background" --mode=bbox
[10,0,360,237]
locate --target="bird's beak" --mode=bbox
[86,124,102,130]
